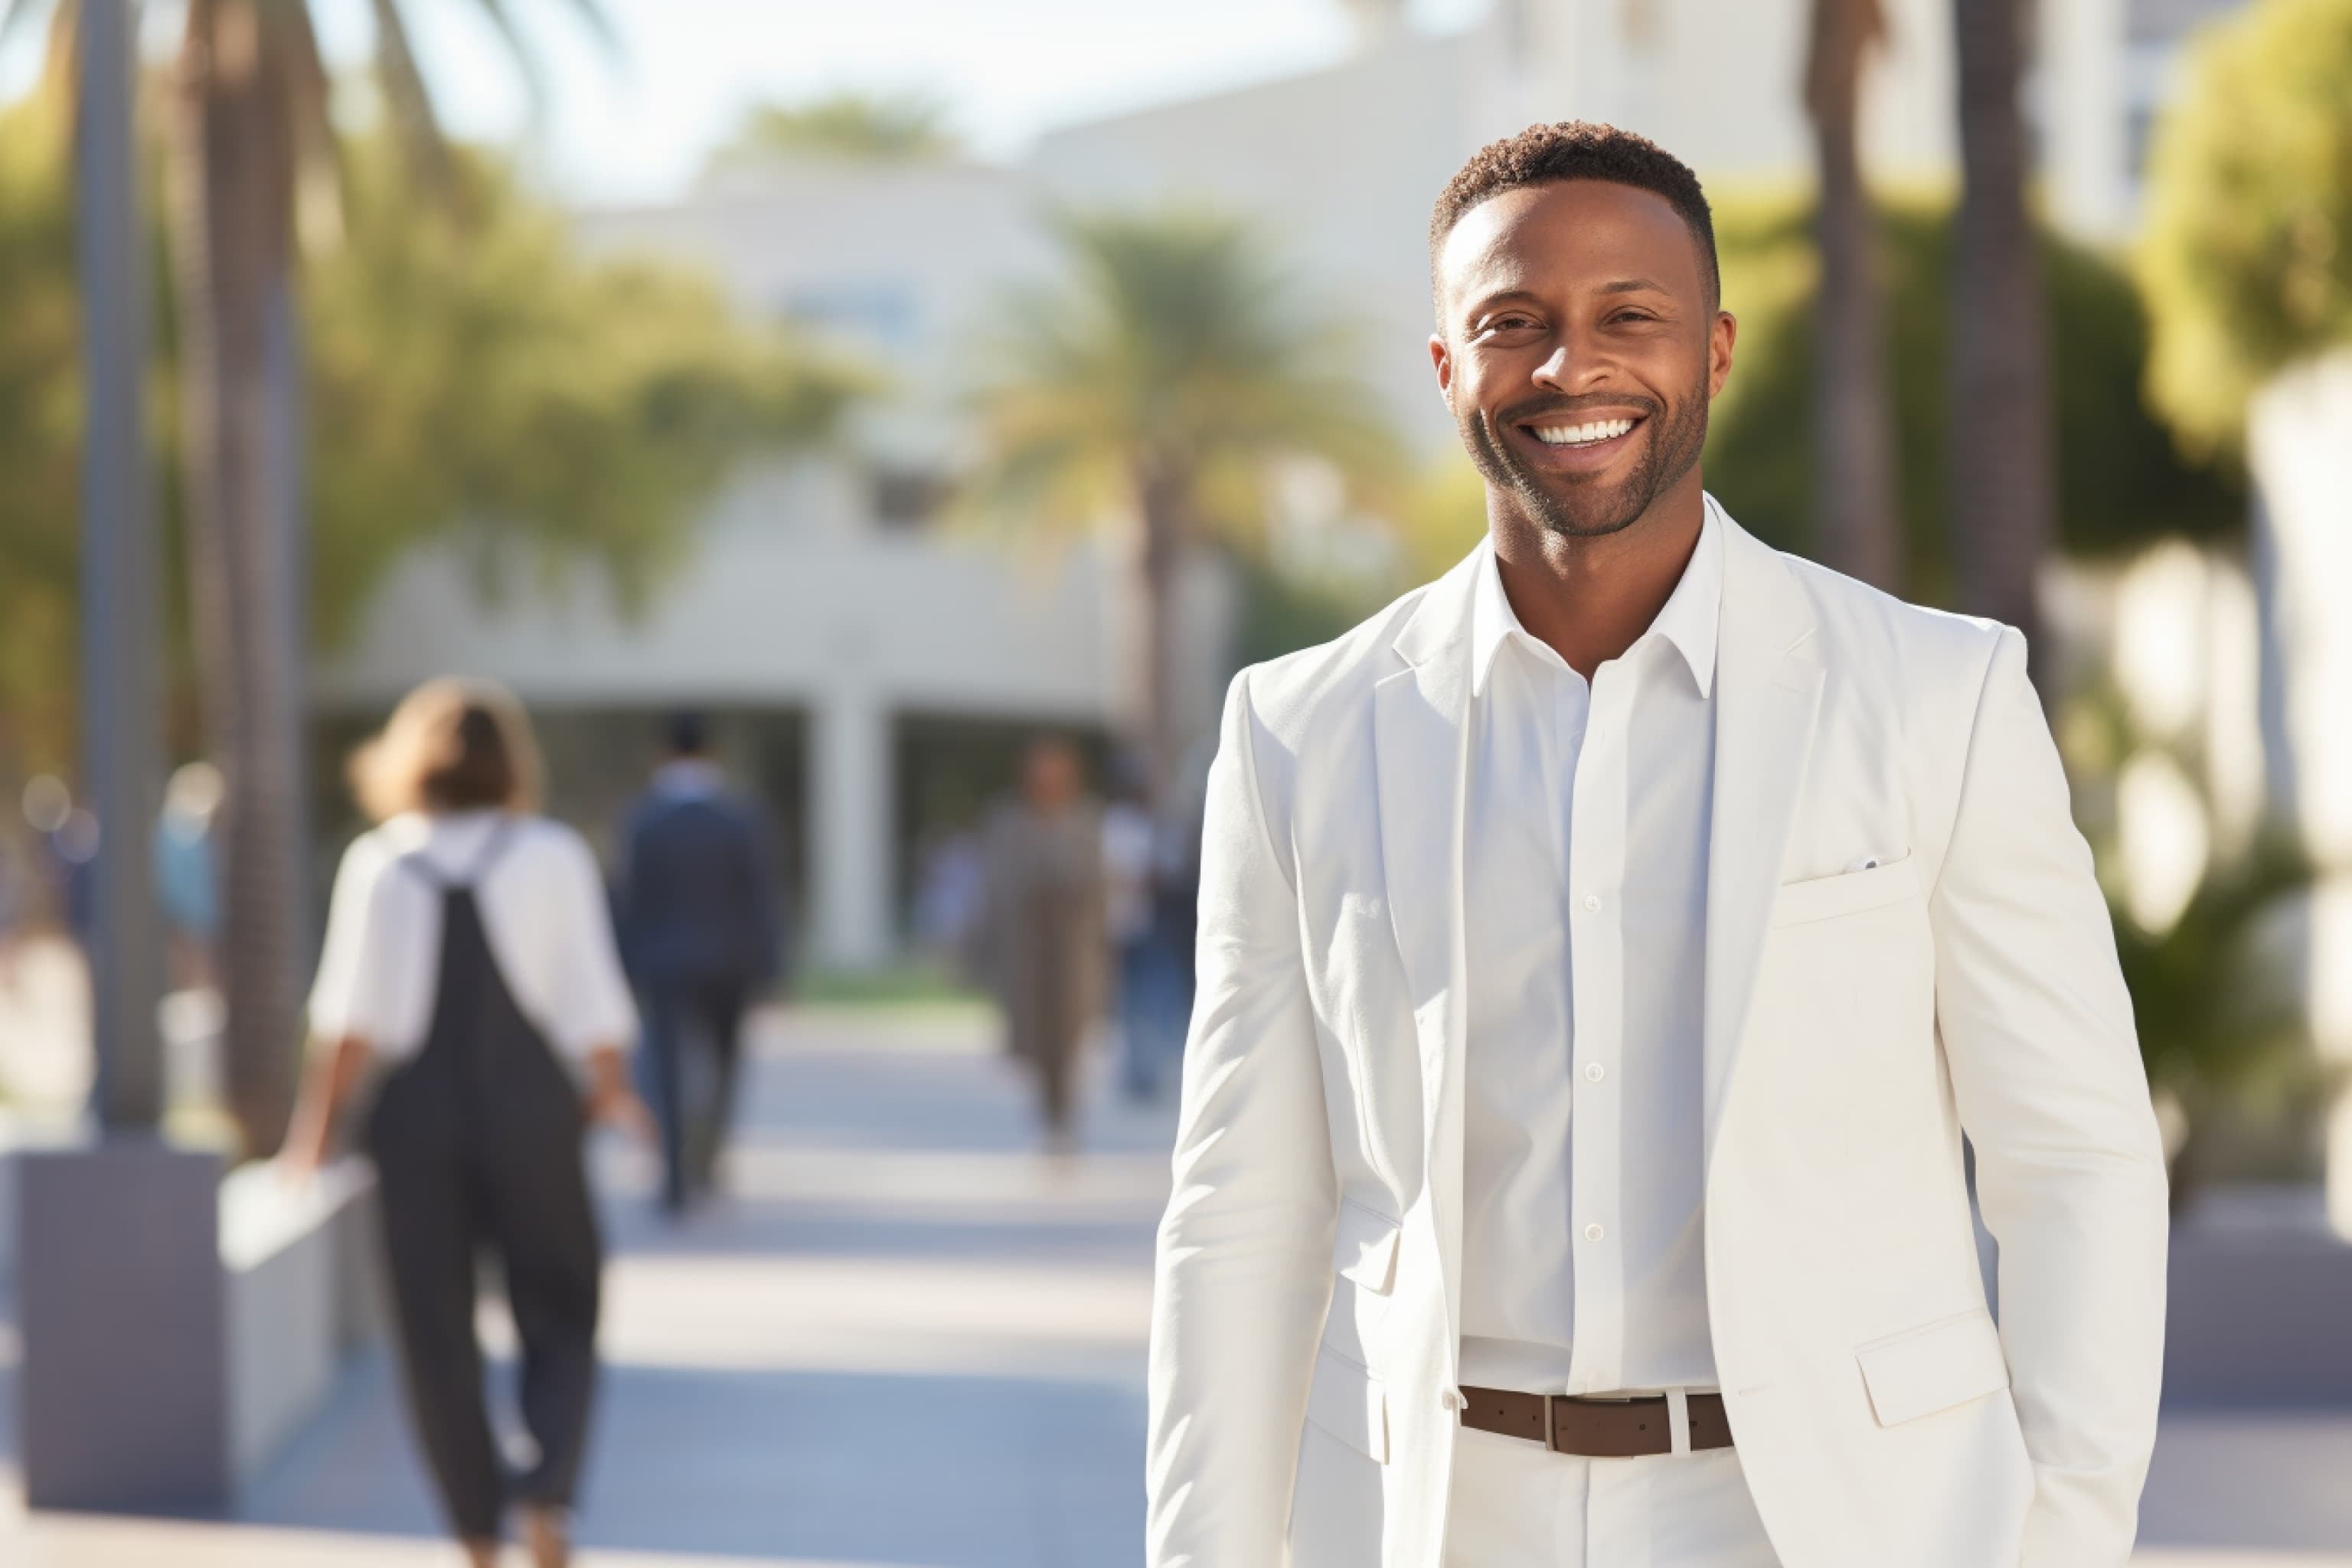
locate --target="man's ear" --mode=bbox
[1429,333,1453,403]
[1707,310,1738,400]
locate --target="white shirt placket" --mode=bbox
[1566,651,1635,1396]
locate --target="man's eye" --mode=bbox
[1608,310,1657,324]
[1483,315,1537,333]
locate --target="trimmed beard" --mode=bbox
[1460,370,1710,541]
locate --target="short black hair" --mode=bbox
[1429,121,1720,309]
[665,709,710,756]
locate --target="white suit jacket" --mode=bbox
[1145,500,2168,1568]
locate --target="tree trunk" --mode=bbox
[1805,0,1904,592]
[1949,0,2057,697]
[169,0,309,1158]
[1132,461,1192,814]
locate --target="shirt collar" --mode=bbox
[1470,495,1723,699]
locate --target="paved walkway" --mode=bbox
[2,1005,2348,1565]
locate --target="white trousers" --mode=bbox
[1442,1424,1781,1566]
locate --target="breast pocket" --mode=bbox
[1771,851,1921,928]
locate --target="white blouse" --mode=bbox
[306,810,638,1064]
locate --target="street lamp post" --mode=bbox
[19,0,230,1517]
[76,0,167,1129]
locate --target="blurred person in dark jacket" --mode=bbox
[613,711,785,1214]
[973,737,1108,1151]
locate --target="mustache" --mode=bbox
[1491,392,1664,427]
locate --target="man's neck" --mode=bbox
[1488,472,1707,681]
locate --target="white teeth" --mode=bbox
[1530,417,1636,446]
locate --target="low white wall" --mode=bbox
[219,1159,381,1488]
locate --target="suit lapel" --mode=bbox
[1700,511,1825,1175]
[1373,547,1479,1341]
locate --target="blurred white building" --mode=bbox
[312,0,2250,969]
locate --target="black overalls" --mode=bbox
[363,823,604,1541]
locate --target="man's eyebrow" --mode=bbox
[1599,277,1671,296]
[1462,287,1542,318]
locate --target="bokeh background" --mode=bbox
[1,0,2348,1563]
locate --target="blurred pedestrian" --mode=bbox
[1101,752,1190,1102]
[974,737,1107,1150]
[283,678,647,1568]
[911,825,985,962]
[612,711,785,1215]
[155,760,224,992]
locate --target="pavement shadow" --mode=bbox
[241,1352,1146,1567]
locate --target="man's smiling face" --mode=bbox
[1429,178,1735,541]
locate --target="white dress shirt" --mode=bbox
[307,810,638,1066]
[1458,498,1724,1398]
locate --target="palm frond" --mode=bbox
[465,0,555,127]
[278,0,346,251]
[541,0,621,57]
[367,0,458,205]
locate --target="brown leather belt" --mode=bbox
[1458,1386,1733,1458]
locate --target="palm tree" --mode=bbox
[970,211,1392,804]
[704,91,960,175]
[1803,0,1903,591]
[1949,0,2057,695]
[5,0,617,1156]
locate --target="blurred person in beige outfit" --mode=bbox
[973,737,1109,1148]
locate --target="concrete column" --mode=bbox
[812,689,894,970]
[2247,354,2352,1237]
[2039,0,2130,241]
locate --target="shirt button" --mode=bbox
[1584,1223,1606,1243]
[1582,893,1602,912]
[1584,1062,1605,1083]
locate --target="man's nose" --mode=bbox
[1534,332,1615,392]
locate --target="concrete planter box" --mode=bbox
[15,1144,381,1514]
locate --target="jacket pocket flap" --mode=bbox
[1334,1199,1402,1295]
[1856,1309,2011,1428]
[1772,853,1921,928]
[1305,1344,1389,1464]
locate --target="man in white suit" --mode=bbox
[1145,122,2167,1567]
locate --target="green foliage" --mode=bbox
[0,100,862,773]
[305,136,863,644]
[1384,449,1488,588]
[1230,549,1373,671]
[2115,825,2314,1109]
[2138,0,2352,451]
[704,91,962,173]
[965,208,1396,543]
[1705,191,2243,606]
[0,96,84,772]
[2057,673,2321,1200]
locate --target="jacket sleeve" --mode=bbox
[1931,626,2169,1567]
[1146,669,1338,1568]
